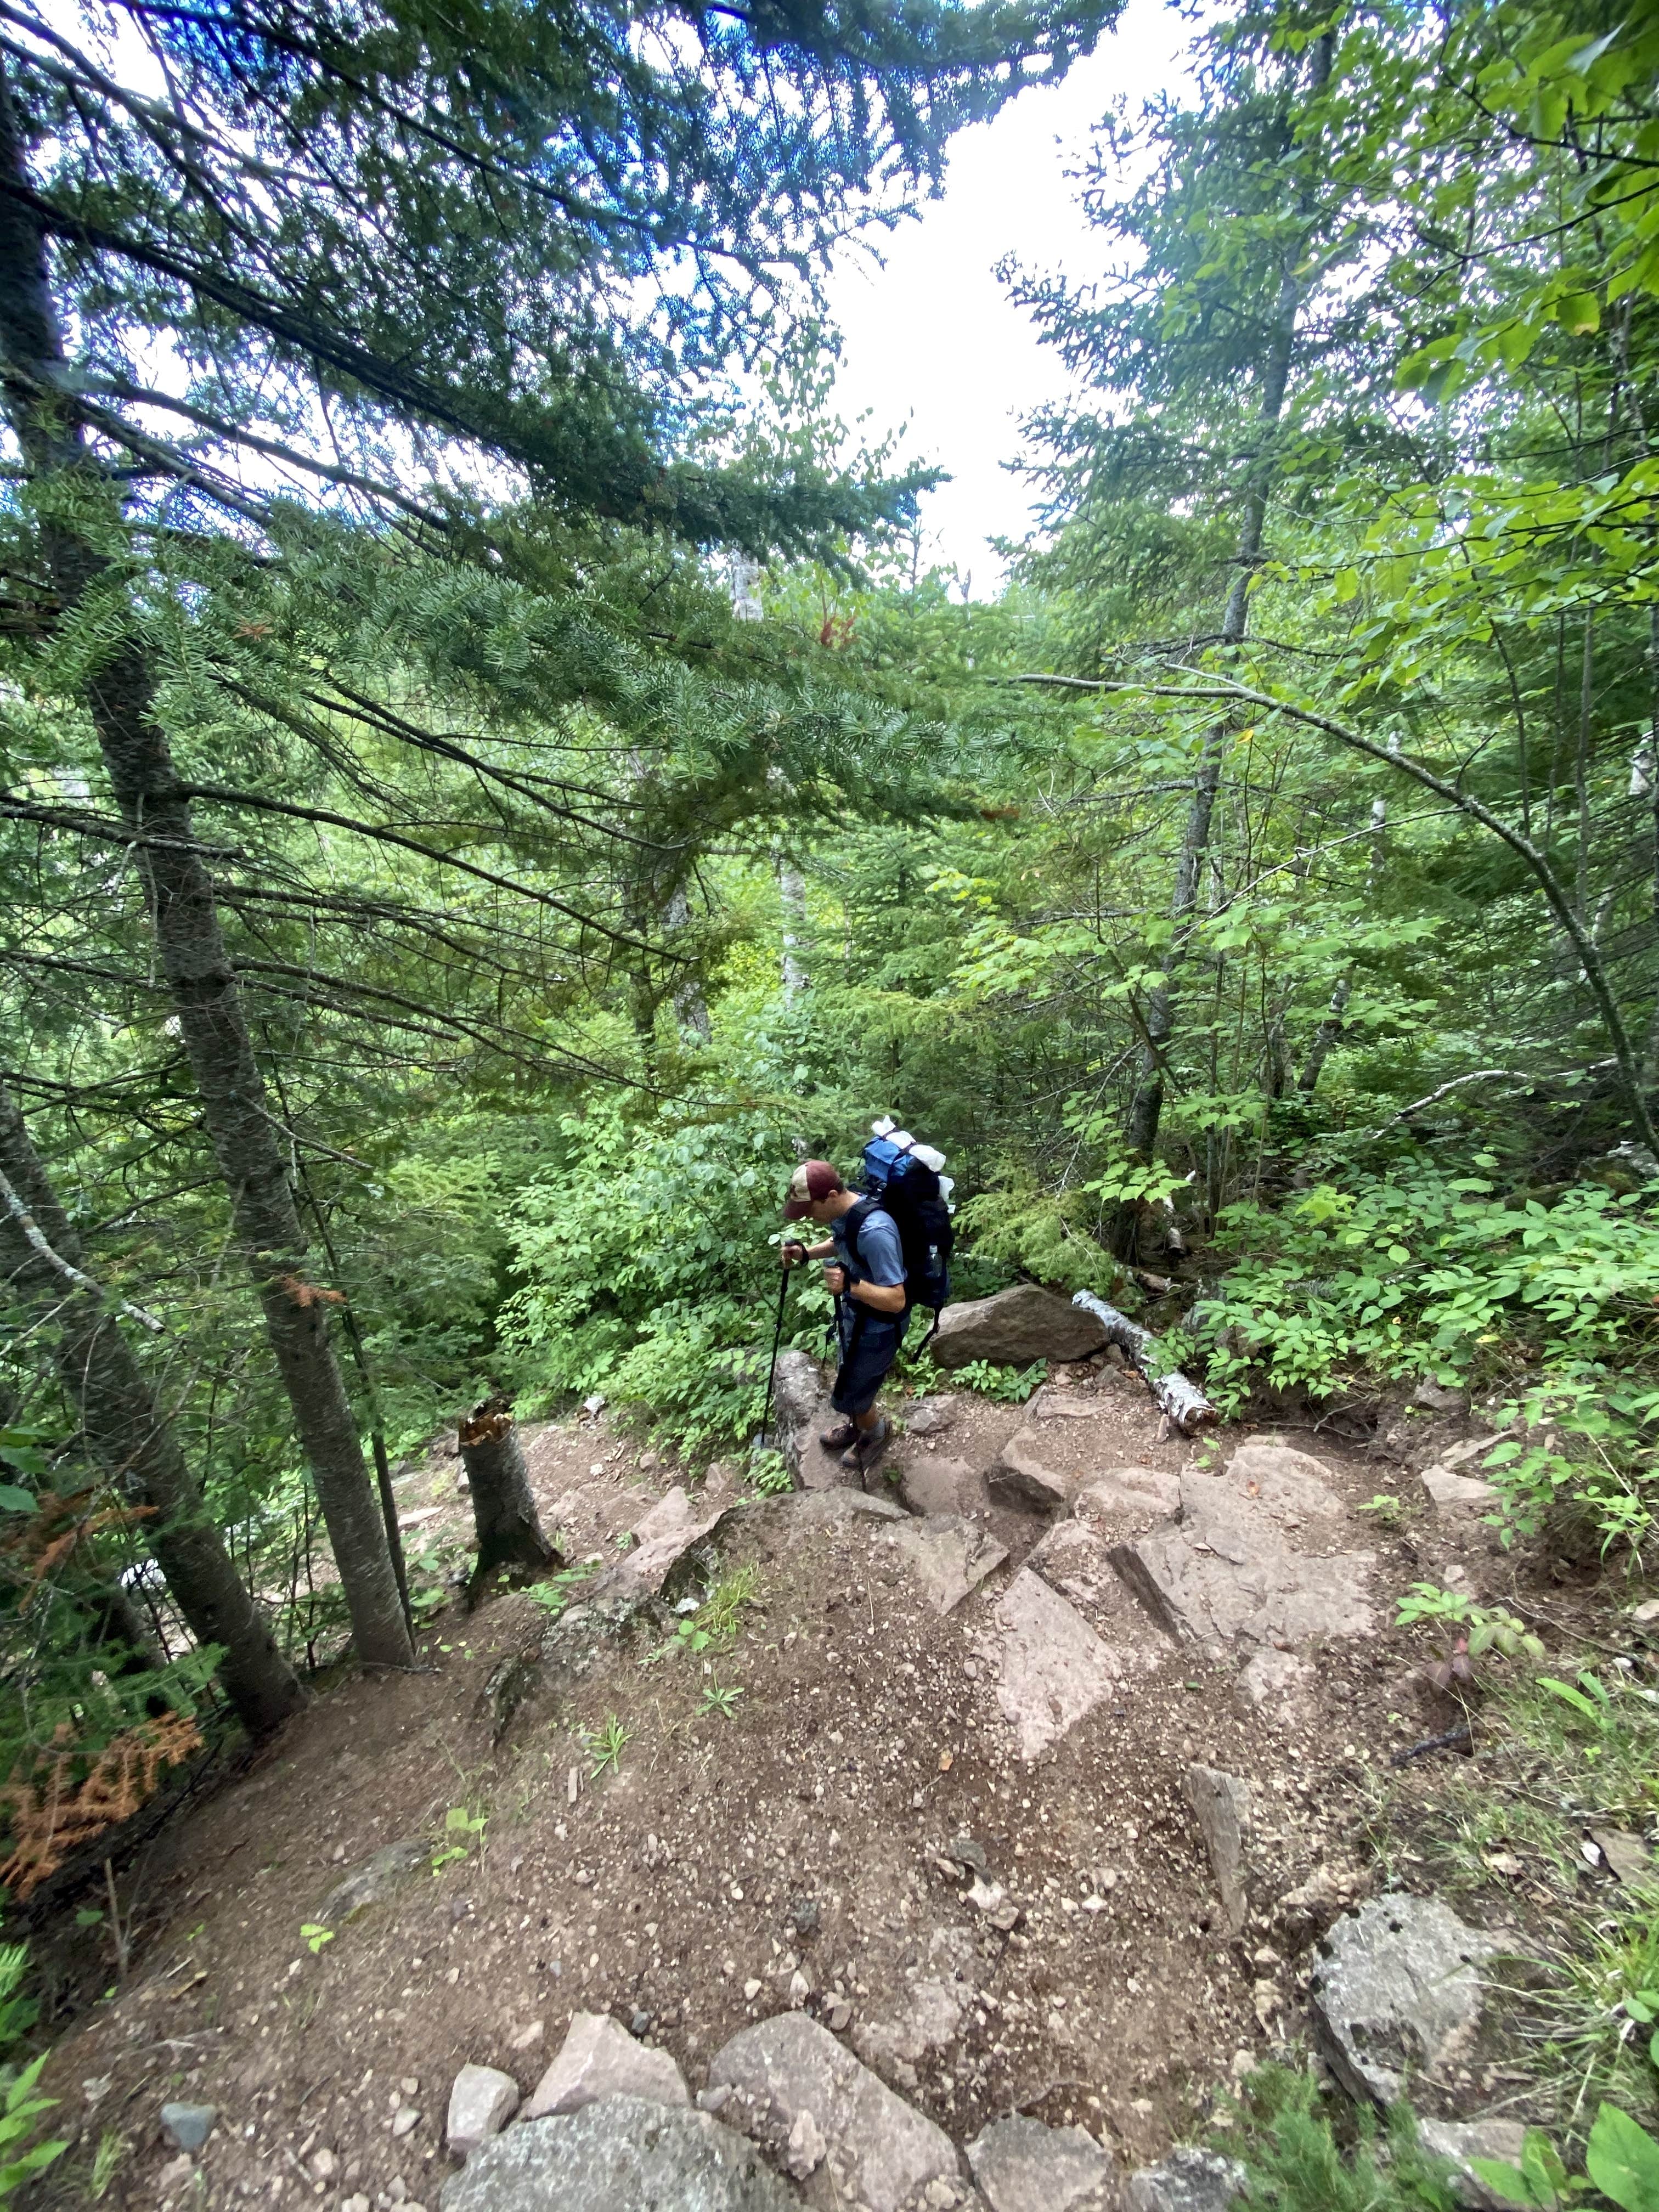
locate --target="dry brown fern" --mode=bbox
[0,1713,202,1897]
[0,1487,155,1608]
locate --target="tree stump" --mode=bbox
[457,1397,559,1607]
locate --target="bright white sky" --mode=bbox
[820,0,1195,594]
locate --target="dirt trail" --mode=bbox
[35,1357,1524,2209]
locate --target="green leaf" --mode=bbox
[0,1486,33,1515]
[1586,2103,1659,2211]
[1556,292,1601,335]
[1469,2155,1553,2209]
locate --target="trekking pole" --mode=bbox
[757,1257,791,1450]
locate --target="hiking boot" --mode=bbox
[818,1419,857,1452]
[840,1417,892,1482]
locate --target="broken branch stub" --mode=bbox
[1071,1290,1215,1435]
[458,1395,560,1606]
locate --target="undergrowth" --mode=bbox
[1385,1649,1659,2134]
[1221,2064,1458,2209]
[1189,1164,1659,1555]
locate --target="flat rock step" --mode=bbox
[987,1568,1156,1762]
[884,1514,1009,1615]
[1108,1441,1376,1655]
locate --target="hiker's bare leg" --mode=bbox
[855,1404,882,1434]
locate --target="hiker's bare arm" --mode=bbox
[847,1278,906,1314]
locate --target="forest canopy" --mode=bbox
[2,0,1658,1909]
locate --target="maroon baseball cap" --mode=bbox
[782,1160,844,1220]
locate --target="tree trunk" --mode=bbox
[1113,32,1333,1258]
[458,1398,560,1605]
[1297,976,1351,1096]
[0,1085,304,1736]
[667,884,712,1040]
[779,861,810,996]
[0,60,413,1669]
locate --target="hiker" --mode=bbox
[780,1158,907,1479]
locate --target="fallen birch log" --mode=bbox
[1072,1289,1216,1435]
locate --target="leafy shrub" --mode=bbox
[0,1927,64,2199]
[499,1088,812,1451]
[1189,1166,1659,1551]
[947,1358,1046,1403]
[1221,2062,1458,2209]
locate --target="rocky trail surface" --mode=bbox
[37,1295,1541,2209]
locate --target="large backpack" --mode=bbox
[844,1120,955,1346]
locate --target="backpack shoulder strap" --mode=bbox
[841,1195,878,1266]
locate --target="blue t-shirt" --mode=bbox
[833,1205,906,1291]
[832,1203,907,1353]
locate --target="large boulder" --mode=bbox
[1310,1895,1503,2105]
[932,1285,1108,1370]
[438,2096,795,2210]
[708,2011,961,2212]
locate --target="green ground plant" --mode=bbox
[1219,2063,1458,2210]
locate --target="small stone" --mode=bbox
[744,1979,763,2000]
[510,2020,545,2051]
[827,1997,853,2032]
[317,1837,429,1926]
[1590,1827,1651,1883]
[1186,1765,1252,1934]
[311,2147,338,2181]
[788,1970,811,2007]
[1412,1379,1468,1414]
[390,2104,420,2137]
[160,2101,217,2153]
[342,2198,370,2212]
[791,1898,820,1936]
[785,2108,828,2180]
[904,1398,958,1437]
[854,1981,963,2071]
[157,2153,196,2192]
[522,2010,690,2119]
[400,2076,419,2096]
[583,1393,607,1415]
[1422,1468,1498,1511]
[445,2064,519,2157]
[631,2010,653,2037]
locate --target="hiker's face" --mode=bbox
[806,1194,840,1227]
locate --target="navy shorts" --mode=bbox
[831,1312,907,1418]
